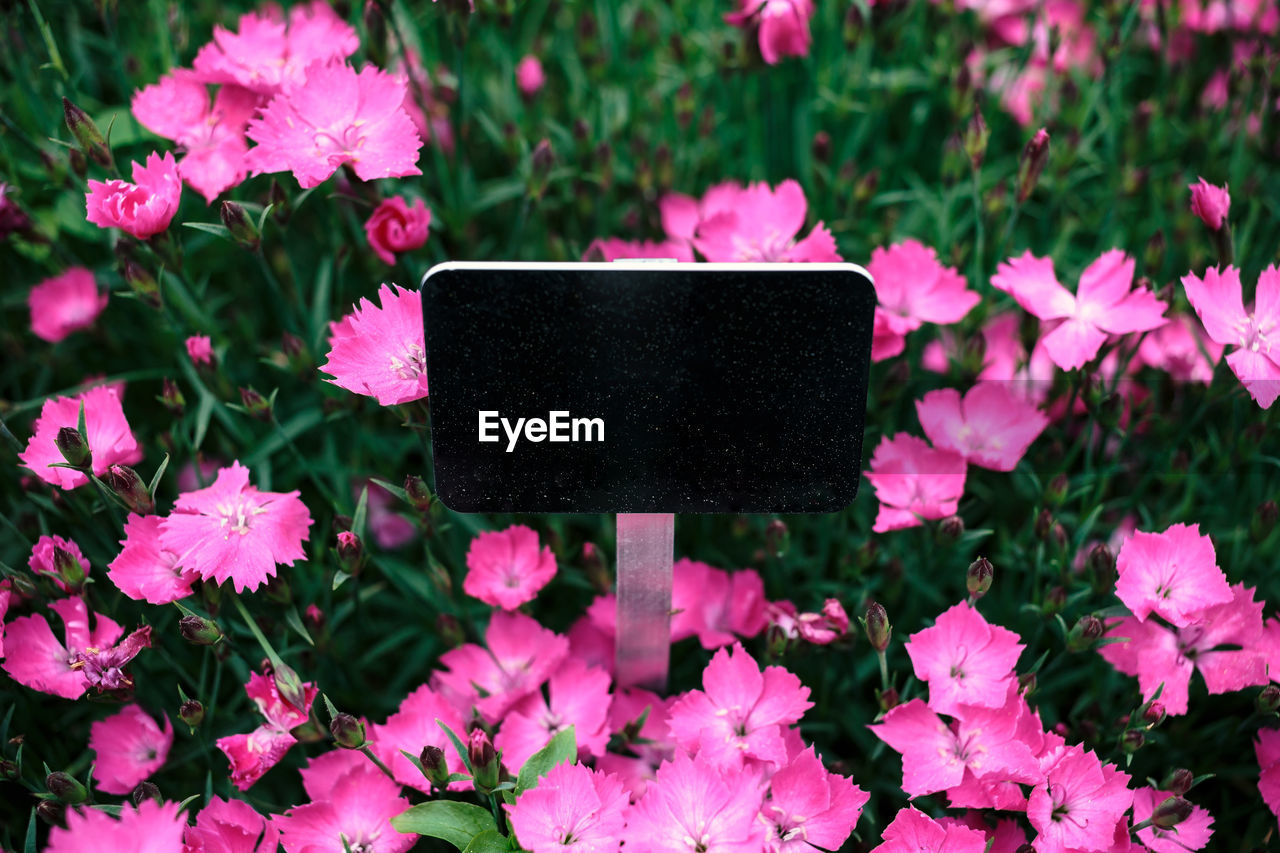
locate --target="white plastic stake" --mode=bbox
[615,513,675,691]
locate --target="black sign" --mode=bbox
[421,262,876,513]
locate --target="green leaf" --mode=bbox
[515,725,576,794]
[369,477,410,503]
[353,485,369,539]
[390,800,497,850]
[437,719,474,775]
[463,829,511,853]
[147,453,170,498]
[24,807,36,853]
[333,569,352,590]
[284,604,316,646]
[183,222,231,238]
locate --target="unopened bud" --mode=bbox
[877,686,899,713]
[1067,614,1105,652]
[37,799,67,828]
[1018,672,1037,697]
[121,258,159,305]
[966,556,993,599]
[1088,543,1115,579]
[937,514,965,543]
[1162,768,1194,796]
[63,97,113,169]
[69,147,88,178]
[1258,684,1280,713]
[220,201,260,251]
[180,699,205,729]
[1252,500,1278,543]
[131,781,161,805]
[864,602,891,652]
[437,613,465,648]
[46,771,87,804]
[330,713,366,749]
[269,179,291,224]
[1050,521,1069,553]
[420,744,451,789]
[1016,128,1050,203]
[1034,508,1054,541]
[1150,795,1194,829]
[405,474,434,514]
[104,464,154,514]
[0,758,17,780]
[530,139,555,199]
[55,426,92,469]
[811,130,831,163]
[1143,702,1166,727]
[1043,585,1067,614]
[582,541,610,593]
[467,728,500,793]
[159,377,185,415]
[239,387,272,421]
[963,110,989,169]
[52,546,86,590]
[336,531,364,574]
[1121,728,1146,754]
[764,519,789,558]
[1045,473,1069,506]
[179,614,223,646]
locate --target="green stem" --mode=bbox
[360,745,398,782]
[231,594,286,671]
[877,649,889,692]
[970,164,985,286]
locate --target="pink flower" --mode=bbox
[1181,265,1280,408]
[216,669,318,790]
[584,237,695,263]
[668,643,812,771]
[160,461,312,593]
[246,62,422,188]
[1257,728,1280,823]
[192,1,359,96]
[276,752,413,853]
[670,559,767,648]
[505,761,629,853]
[1189,177,1230,230]
[687,180,840,263]
[1098,583,1270,715]
[185,797,280,853]
[660,183,748,244]
[766,599,849,646]
[88,704,173,795]
[1136,315,1224,384]
[131,70,260,202]
[395,49,454,153]
[869,697,1040,798]
[187,335,214,365]
[864,433,968,533]
[28,267,107,343]
[992,249,1168,370]
[867,240,980,361]
[759,747,868,853]
[364,196,431,265]
[916,382,1049,471]
[108,513,197,604]
[1026,745,1133,853]
[85,151,182,239]
[320,283,429,406]
[435,610,570,722]
[367,684,468,792]
[0,597,122,698]
[725,0,815,65]
[496,657,612,773]
[1114,523,1233,627]
[360,480,416,550]
[71,625,152,692]
[0,587,10,660]
[905,602,1025,716]
[463,524,557,610]
[29,534,90,593]
[869,807,988,853]
[624,751,765,853]
[1131,787,1214,852]
[46,799,186,853]
[516,54,546,95]
[19,385,142,489]
[596,687,676,799]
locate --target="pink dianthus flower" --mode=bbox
[1025,744,1133,853]
[759,747,868,853]
[1113,523,1232,627]
[915,382,1049,471]
[46,799,186,853]
[1,597,122,699]
[185,796,280,853]
[216,669,318,790]
[1181,264,1280,408]
[320,283,429,406]
[275,751,413,853]
[623,751,766,853]
[364,196,431,265]
[19,385,142,490]
[85,151,182,239]
[29,533,90,594]
[904,601,1025,716]
[497,657,612,773]
[89,704,173,795]
[685,180,839,263]
[864,433,967,533]
[867,240,980,361]
[367,684,469,792]
[1132,787,1214,852]
[463,524,557,610]
[505,761,629,853]
[670,559,767,648]
[869,807,988,853]
[28,267,107,343]
[108,513,198,604]
[725,0,815,65]
[1189,177,1230,230]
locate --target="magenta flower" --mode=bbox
[991,249,1167,370]
[276,751,413,853]
[759,747,868,853]
[0,587,10,660]
[1,597,123,699]
[1257,728,1280,824]
[185,796,280,853]
[916,382,1049,471]
[1131,787,1214,852]
[436,610,570,722]
[725,0,815,65]
[867,240,980,362]
[187,334,214,365]
[19,385,142,490]
[766,599,849,646]
[246,62,422,188]
[364,196,431,265]
[1181,264,1280,408]
[216,669,317,790]
[131,70,260,202]
[28,533,90,594]
[687,180,840,263]
[864,433,968,533]
[46,799,186,853]
[1098,583,1270,715]
[320,283,430,407]
[88,704,173,795]
[71,624,152,692]
[670,558,768,648]
[505,761,629,853]
[367,684,468,792]
[1114,523,1233,627]
[463,524,558,611]
[1136,314,1224,384]
[1025,745,1133,853]
[85,151,182,239]
[107,514,197,605]
[1189,177,1230,230]
[668,643,812,771]
[584,237,695,263]
[192,1,358,96]
[869,807,988,853]
[905,602,1025,716]
[596,687,676,799]
[362,480,416,549]
[660,182,748,244]
[624,750,766,853]
[28,267,107,343]
[497,658,612,772]
[159,461,312,594]
[516,54,546,96]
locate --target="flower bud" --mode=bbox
[1018,672,1037,697]
[239,387,273,421]
[1016,128,1050,203]
[53,546,86,590]
[936,514,965,543]
[1034,508,1054,541]
[55,426,92,469]
[1252,500,1278,543]
[330,713,366,749]
[1150,795,1194,829]
[1162,768,1194,797]
[104,464,154,514]
[159,377,186,416]
[63,97,113,169]
[68,147,88,178]
[1043,585,1067,614]
[404,474,434,514]
[811,130,831,163]
[966,556,993,599]
[269,179,291,224]
[336,531,364,574]
[1088,542,1115,579]
[220,201,260,251]
[821,599,850,636]
[1121,728,1145,754]
[1050,521,1069,553]
[467,728,500,793]
[1066,614,1105,652]
[180,699,205,729]
[876,686,899,713]
[1045,473,1069,506]
[864,602,891,652]
[121,258,160,306]
[37,799,67,828]
[0,758,17,780]
[46,771,88,804]
[529,138,555,199]
[1258,684,1280,713]
[764,519,789,558]
[179,614,224,646]
[273,663,308,713]
[131,781,161,805]
[437,613,465,648]
[963,110,989,169]
[420,744,451,789]
[1142,702,1166,727]
[305,603,326,632]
